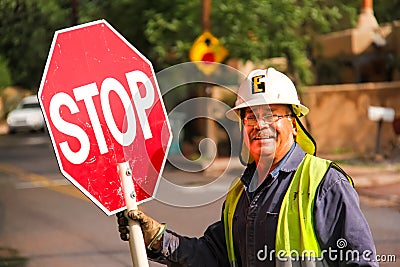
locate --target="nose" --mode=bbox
[254,119,272,129]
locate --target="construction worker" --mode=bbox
[117,68,378,266]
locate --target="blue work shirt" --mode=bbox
[148,143,378,267]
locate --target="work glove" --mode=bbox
[117,210,166,250]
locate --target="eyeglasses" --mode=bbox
[243,114,292,126]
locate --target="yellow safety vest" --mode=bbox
[223,154,353,267]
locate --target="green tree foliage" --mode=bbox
[211,0,358,85]
[0,0,397,91]
[80,1,201,69]
[0,0,72,90]
[0,55,12,90]
[374,0,400,24]
[89,0,360,85]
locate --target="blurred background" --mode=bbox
[0,0,399,266]
[1,0,400,158]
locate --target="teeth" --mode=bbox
[255,133,275,139]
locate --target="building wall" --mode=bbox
[302,81,400,156]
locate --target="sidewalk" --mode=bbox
[164,155,400,209]
[323,151,400,209]
[166,155,400,187]
[339,163,400,187]
[340,163,400,209]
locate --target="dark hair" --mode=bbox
[288,104,297,117]
[239,108,246,120]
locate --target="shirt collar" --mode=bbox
[269,142,296,177]
[279,142,306,173]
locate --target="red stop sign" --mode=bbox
[38,20,172,215]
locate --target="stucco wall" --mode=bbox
[301,82,400,156]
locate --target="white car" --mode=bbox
[6,95,45,133]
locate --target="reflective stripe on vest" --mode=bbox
[223,154,353,267]
[224,177,244,267]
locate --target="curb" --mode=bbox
[165,156,400,189]
[340,164,400,188]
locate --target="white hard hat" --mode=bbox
[226,68,316,163]
[226,68,309,121]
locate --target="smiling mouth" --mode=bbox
[253,132,276,140]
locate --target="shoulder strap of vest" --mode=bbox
[331,162,355,187]
[276,154,331,257]
[223,178,244,267]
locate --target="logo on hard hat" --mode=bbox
[252,75,266,94]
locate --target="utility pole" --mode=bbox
[202,0,211,31]
[71,0,79,26]
[201,0,217,161]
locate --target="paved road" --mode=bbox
[0,132,399,266]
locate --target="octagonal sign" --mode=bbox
[38,20,172,215]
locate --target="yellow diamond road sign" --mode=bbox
[189,31,228,75]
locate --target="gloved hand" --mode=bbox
[117,210,166,250]
[117,211,130,241]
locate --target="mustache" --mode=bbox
[252,129,276,139]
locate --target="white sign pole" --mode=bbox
[118,162,150,267]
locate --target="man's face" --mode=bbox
[242,104,296,165]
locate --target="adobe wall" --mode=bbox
[301,82,400,157]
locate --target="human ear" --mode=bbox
[291,118,297,136]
